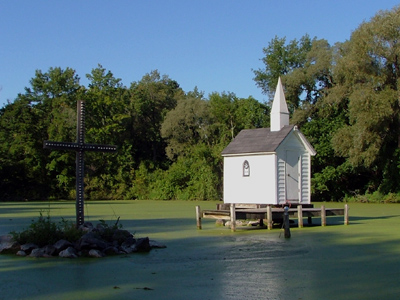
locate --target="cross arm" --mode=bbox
[83,143,117,152]
[44,141,79,151]
[44,141,117,152]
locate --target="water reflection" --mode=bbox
[212,235,312,299]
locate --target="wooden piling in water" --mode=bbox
[230,204,236,232]
[267,205,273,230]
[297,205,303,228]
[321,205,326,226]
[344,204,349,225]
[196,206,202,229]
[284,206,291,238]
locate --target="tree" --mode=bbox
[161,97,212,160]
[253,35,313,102]
[254,35,337,116]
[331,6,400,193]
[128,70,184,164]
[0,67,83,200]
[84,65,131,199]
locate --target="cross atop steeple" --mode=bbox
[270,77,289,132]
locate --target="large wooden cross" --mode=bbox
[44,100,117,226]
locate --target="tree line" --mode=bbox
[1,6,399,201]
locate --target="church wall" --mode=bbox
[276,132,311,204]
[300,152,311,203]
[223,154,277,204]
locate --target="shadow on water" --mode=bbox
[1,201,400,300]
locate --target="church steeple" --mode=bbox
[270,77,289,132]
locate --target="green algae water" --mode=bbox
[1,201,400,299]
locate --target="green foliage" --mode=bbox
[96,219,125,243]
[253,35,313,97]
[59,218,84,242]
[161,97,212,160]
[148,143,221,200]
[2,6,400,202]
[344,191,400,204]
[10,212,82,247]
[9,212,129,247]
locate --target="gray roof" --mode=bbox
[221,125,295,155]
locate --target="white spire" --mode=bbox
[270,77,289,131]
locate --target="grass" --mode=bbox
[1,200,400,300]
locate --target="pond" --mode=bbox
[1,201,399,299]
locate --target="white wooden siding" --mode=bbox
[223,154,277,204]
[300,152,311,203]
[277,155,286,204]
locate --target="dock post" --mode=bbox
[196,206,202,229]
[284,206,291,238]
[230,203,236,232]
[297,205,303,228]
[321,205,326,226]
[344,204,349,225]
[267,205,273,230]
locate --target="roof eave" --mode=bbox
[222,151,276,157]
[293,126,317,156]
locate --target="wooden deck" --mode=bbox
[196,204,349,231]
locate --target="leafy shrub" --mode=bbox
[10,212,83,247]
[96,218,123,242]
[343,191,400,203]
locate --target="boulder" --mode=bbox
[78,233,109,250]
[79,221,94,232]
[0,235,20,254]
[120,236,137,253]
[53,239,73,253]
[16,250,27,257]
[43,245,57,256]
[104,246,120,256]
[20,243,38,254]
[149,240,167,249]
[59,246,78,258]
[89,249,105,258]
[112,229,133,244]
[133,237,151,253]
[2,222,165,258]
[30,248,46,258]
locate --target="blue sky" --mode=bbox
[0,0,399,108]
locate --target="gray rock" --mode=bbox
[54,239,73,253]
[134,237,151,253]
[89,249,105,258]
[43,245,57,256]
[29,248,46,258]
[104,246,120,256]
[120,243,135,254]
[16,250,27,256]
[120,236,137,253]
[59,246,78,258]
[20,243,38,254]
[96,223,107,231]
[0,235,20,254]
[78,233,109,250]
[79,221,94,232]
[112,229,133,244]
[149,240,167,249]
[121,236,136,247]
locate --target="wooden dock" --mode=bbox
[196,204,349,231]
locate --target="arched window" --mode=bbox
[243,160,250,177]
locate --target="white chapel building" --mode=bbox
[221,78,316,205]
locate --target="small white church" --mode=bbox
[221,78,316,205]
